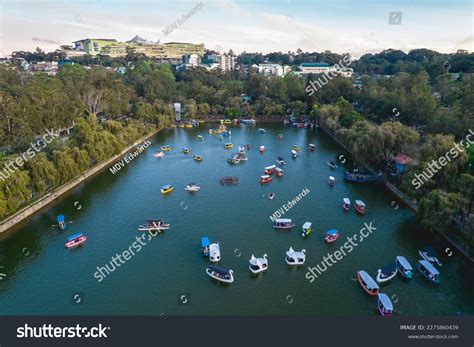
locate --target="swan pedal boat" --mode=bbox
[285,247,306,265]
[206,265,234,283]
[249,254,268,274]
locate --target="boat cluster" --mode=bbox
[201,235,307,283]
[357,247,442,316]
[53,214,88,250]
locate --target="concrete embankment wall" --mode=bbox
[0,128,162,234]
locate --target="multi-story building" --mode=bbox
[216,53,235,71]
[296,62,353,78]
[66,37,205,61]
[257,63,292,77]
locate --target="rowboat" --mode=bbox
[201,237,210,257]
[65,233,87,249]
[56,214,67,230]
[249,254,268,274]
[220,176,239,185]
[260,175,272,184]
[285,247,306,265]
[275,167,284,177]
[377,293,394,316]
[355,200,366,215]
[160,145,172,151]
[224,143,233,149]
[417,259,440,284]
[206,265,234,283]
[160,185,174,194]
[302,222,311,237]
[138,219,170,232]
[376,264,398,283]
[209,243,221,262]
[184,183,200,192]
[273,218,295,229]
[342,198,350,211]
[356,270,379,296]
[395,256,413,279]
[324,229,340,243]
[419,246,442,267]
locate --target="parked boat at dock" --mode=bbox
[206,265,234,283]
[65,233,87,249]
[417,259,440,284]
[419,246,442,267]
[356,270,379,296]
[344,170,385,183]
[376,264,398,283]
[249,254,268,274]
[377,293,394,316]
[285,247,306,265]
[395,256,414,279]
[273,219,295,229]
[209,243,221,262]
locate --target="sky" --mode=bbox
[0,0,472,57]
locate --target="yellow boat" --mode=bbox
[194,155,202,162]
[291,145,300,152]
[170,124,177,128]
[185,124,193,128]
[160,185,174,194]
[178,124,185,128]
[198,120,205,124]
[224,119,232,124]
[183,147,190,154]
[161,145,172,151]
[224,143,233,149]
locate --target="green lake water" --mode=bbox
[0,123,472,315]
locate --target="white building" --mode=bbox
[183,53,201,66]
[296,62,353,78]
[257,63,292,77]
[217,53,235,71]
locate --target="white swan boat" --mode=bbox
[419,246,442,267]
[209,243,221,262]
[285,247,306,265]
[137,219,170,232]
[206,265,234,284]
[184,183,201,192]
[153,151,165,158]
[249,254,268,274]
[376,264,398,283]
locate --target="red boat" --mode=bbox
[260,175,272,184]
[259,146,265,153]
[308,144,316,151]
[324,229,340,243]
[264,165,276,175]
[65,233,87,249]
[355,200,366,215]
[356,270,379,296]
[275,167,284,177]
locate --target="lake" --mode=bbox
[0,123,472,315]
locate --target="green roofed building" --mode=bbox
[73,38,119,55]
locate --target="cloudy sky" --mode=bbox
[0,0,472,57]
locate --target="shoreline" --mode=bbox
[0,127,162,236]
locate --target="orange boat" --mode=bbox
[260,175,272,184]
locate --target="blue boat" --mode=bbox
[395,256,413,279]
[56,214,66,230]
[344,170,385,183]
[417,259,440,284]
[201,237,210,257]
[67,232,83,241]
